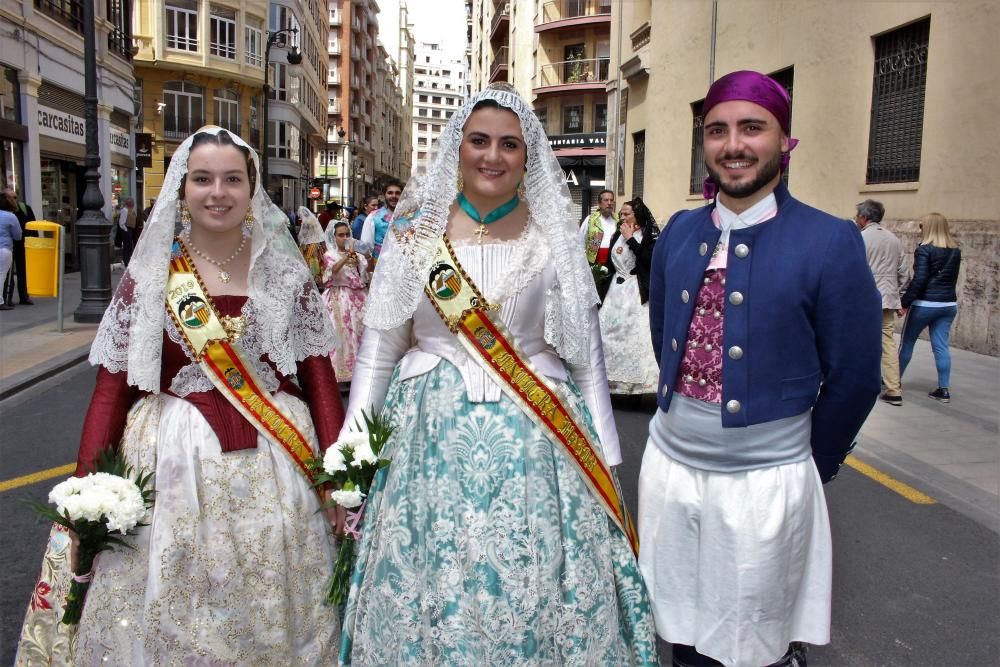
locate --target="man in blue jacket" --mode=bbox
[638,71,881,667]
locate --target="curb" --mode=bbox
[0,345,92,401]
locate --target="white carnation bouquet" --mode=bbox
[309,409,391,605]
[29,448,154,624]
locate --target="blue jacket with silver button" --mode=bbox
[649,184,882,482]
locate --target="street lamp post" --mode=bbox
[336,126,347,205]
[73,0,112,322]
[261,27,302,194]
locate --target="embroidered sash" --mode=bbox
[165,239,319,493]
[422,236,639,556]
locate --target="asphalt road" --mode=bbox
[1,364,997,665]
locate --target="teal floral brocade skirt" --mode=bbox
[340,361,658,666]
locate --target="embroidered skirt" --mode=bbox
[340,361,658,665]
[16,393,339,666]
[599,275,658,395]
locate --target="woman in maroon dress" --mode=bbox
[17,127,344,664]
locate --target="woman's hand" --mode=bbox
[620,220,637,240]
[322,488,347,536]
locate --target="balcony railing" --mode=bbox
[537,57,610,88]
[328,101,342,114]
[35,0,83,33]
[328,71,341,84]
[489,46,510,82]
[490,2,510,40]
[329,10,342,26]
[329,41,342,55]
[541,0,611,24]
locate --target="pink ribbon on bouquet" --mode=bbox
[72,571,94,583]
[344,498,368,539]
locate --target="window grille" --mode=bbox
[632,130,646,199]
[866,17,930,184]
[165,2,198,52]
[163,81,204,139]
[210,7,237,60]
[689,101,705,195]
[249,95,260,147]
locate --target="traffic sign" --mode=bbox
[310,187,321,199]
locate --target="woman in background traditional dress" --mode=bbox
[598,197,660,395]
[321,220,369,382]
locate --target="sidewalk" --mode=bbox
[2,280,997,526]
[0,268,122,399]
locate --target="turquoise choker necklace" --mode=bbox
[456,192,520,243]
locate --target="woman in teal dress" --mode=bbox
[339,84,657,665]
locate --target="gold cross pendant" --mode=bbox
[474,224,489,244]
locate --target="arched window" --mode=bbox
[213,89,240,136]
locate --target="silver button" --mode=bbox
[681,290,690,303]
[699,242,708,256]
[698,308,706,316]
[662,385,669,397]
[671,338,678,351]
[729,291,744,305]
[726,399,741,413]
[705,343,713,352]
[728,345,744,360]
[690,340,698,349]
[698,378,707,387]
[721,278,726,286]
[703,277,711,285]
[713,311,721,319]
[734,243,749,258]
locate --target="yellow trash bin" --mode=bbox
[25,221,62,298]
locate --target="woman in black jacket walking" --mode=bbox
[597,197,660,394]
[898,213,961,402]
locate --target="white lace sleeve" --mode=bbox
[340,322,413,438]
[564,304,621,466]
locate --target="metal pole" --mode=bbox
[261,38,272,190]
[73,0,112,322]
[56,224,64,334]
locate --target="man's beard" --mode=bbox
[706,151,782,200]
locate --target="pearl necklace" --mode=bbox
[183,232,247,284]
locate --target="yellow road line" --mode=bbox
[845,456,937,505]
[0,463,75,493]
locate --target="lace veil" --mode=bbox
[89,126,336,392]
[365,84,598,365]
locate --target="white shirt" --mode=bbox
[118,207,130,231]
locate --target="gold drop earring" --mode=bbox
[243,207,255,238]
[180,201,192,235]
[456,164,464,193]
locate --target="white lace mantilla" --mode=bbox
[363,87,598,365]
[88,126,337,391]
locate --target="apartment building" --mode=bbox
[470,0,612,211]
[128,1,327,212]
[0,0,135,270]
[608,0,999,354]
[411,42,466,171]
[322,0,411,206]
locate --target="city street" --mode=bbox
[0,355,997,665]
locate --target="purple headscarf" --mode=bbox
[701,70,799,199]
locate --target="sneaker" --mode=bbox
[928,388,951,403]
[880,393,903,406]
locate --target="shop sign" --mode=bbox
[110,127,130,157]
[135,133,153,168]
[37,105,85,144]
[548,133,607,150]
